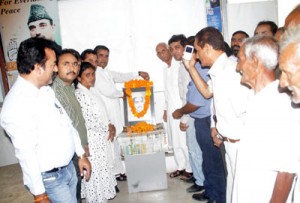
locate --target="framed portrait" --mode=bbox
[123,87,155,126]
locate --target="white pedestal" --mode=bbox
[125,151,168,193]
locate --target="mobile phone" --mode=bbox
[183,45,194,60]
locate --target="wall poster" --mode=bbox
[0,0,61,88]
[206,0,223,32]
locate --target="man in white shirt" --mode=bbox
[279,24,300,203]
[0,38,91,203]
[185,27,251,203]
[93,45,149,180]
[164,35,191,180]
[233,35,300,203]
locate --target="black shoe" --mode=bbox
[192,193,210,201]
[116,173,127,181]
[115,186,120,193]
[186,184,205,193]
[185,176,196,183]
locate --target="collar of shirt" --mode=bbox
[229,55,238,62]
[169,57,180,69]
[208,53,227,77]
[77,83,90,93]
[97,66,109,74]
[53,76,75,91]
[38,86,56,104]
[18,76,40,94]
[96,66,112,80]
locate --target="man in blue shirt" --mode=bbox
[173,62,225,202]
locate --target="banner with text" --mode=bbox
[0,0,61,87]
[206,0,223,32]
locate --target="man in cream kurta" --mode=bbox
[93,45,149,176]
[166,34,191,177]
[164,58,191,173]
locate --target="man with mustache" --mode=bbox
[52,49,90,203]
[93,45,149,183]
[0,38,90,203]
[27,4,62,52]
[229,30,249,61]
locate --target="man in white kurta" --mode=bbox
[93,45,149,176]
[164,58,191,174]
[233,80,300,203]
[233,36,300,203]
[166,34,191,176]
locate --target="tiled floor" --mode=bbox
[0,164,206,203]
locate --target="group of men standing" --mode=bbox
[155,4,300,203]
[156,34,226,202]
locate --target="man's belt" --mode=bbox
[222,136,240,143]
[44,165,67,173]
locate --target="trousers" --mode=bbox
[186,117,205,186]
[42,161,77,203]
[195,116,226,203]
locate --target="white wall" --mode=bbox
[225,0,299,43]
[277,0,299,26]
[225,1,277,43]
[58,0,207,91]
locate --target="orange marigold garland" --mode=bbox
[130,122,155,134]
[125,79,153,118]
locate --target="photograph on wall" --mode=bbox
[0,0,61,87]
[123,87,155,126]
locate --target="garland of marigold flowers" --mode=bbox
[130,122,155,134]
[125,79,153,118]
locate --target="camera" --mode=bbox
[183,45,194,61]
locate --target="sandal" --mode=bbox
[169,169,184,178]
[180,171,193,181]
[116,173,127,181]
